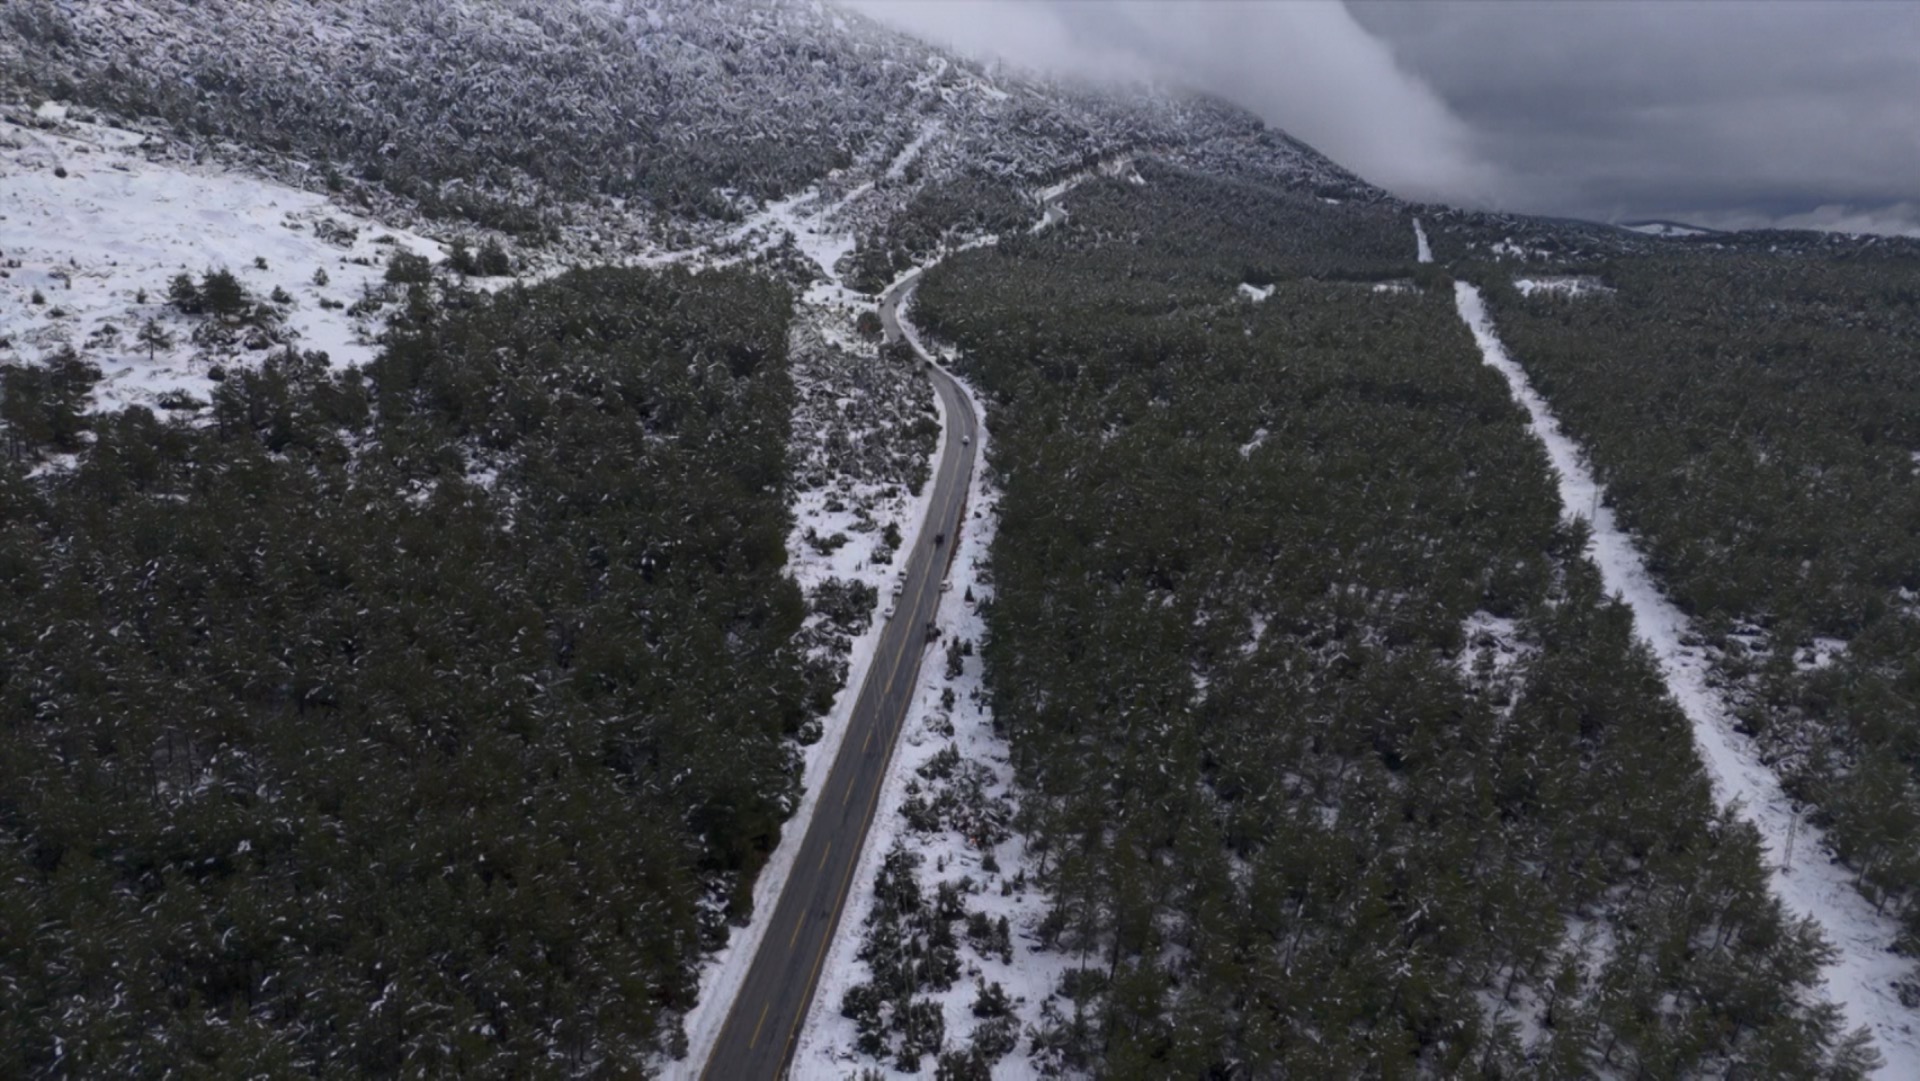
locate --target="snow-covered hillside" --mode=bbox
[1,0,1374,270]
[1,106,444,416]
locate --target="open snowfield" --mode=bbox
[0,108,444,413]
[1455,281,1920,1075]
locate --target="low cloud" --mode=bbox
[853,0,1920,237]
[847,0,1498,204]
[1351,0,1920,233]
[1678,203,1920,240]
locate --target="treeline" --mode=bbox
[1484,249,1920,945]
[0,267,811,1073]
[953,159,1425,320]
[903,170,1875,1074]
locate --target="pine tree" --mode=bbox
[200,267,247,320]
[135,319,173,361]
[168,271,202,314]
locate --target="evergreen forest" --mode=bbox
[904,167,1879,1076]
[1481,249,1920,949]
[0,267,812,1074]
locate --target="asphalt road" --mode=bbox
[701,274,978,1079]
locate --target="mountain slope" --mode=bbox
[2,0,1371,259]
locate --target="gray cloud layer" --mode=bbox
[848,0,1496,203]
[851,0,1920,235]
[1351,0,1920,233]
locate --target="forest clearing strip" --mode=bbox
[1453,281,1920,1075]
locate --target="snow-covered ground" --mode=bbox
[1413,217,1433,263]
[885,119,945,182]
[1,110,444,413]
[1622,220,1712,238]
[1237,282,1275,303]
[1454,281,1920,1076]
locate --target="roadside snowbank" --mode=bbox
[1454,281,1920,1076]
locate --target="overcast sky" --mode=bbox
[849,0,1920,235]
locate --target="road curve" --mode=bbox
[700,273,979,1080]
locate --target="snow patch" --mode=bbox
[1413,217,1433,263]
[1239,426,1269,458]
[1490,238,1552,262]
[1456,610,1531,682]
[1795,636,1848,673]
[1242,612,1270,656]
[1514,276,1612,299]
[1237,282,1275,303]
[1,112,445,414]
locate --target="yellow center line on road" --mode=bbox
[749,1001,770,1049]
[819,840,833,871]
[782,703,902,1066]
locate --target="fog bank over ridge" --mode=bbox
[847,0,1498,207]
[853,0,1920,237]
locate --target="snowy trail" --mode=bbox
[1453,282,1920,1074]
[1029,152,1138,235]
